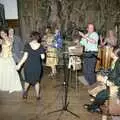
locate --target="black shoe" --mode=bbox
[83,104,101,113]
[88,108,102,113]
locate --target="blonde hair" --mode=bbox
[106,29,117,38]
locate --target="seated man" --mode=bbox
[84,46,120,115]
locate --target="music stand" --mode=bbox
[47,52,80,118]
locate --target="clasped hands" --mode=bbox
[79,31,88,39]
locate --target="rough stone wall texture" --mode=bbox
[18,0,120,42]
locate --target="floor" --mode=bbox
[0,67,103,120]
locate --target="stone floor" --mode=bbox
[0,68,106,120]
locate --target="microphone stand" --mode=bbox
[47,52,80,118]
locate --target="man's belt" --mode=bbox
[85,51,98,53]
[83,51,98,58]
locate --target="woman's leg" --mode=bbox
[48,66,57,77]
[23,82,30,99]
[51,66,56,75]
[35,82,40,100]
[24,82,30,91]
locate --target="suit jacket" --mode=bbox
[12,35,24,63]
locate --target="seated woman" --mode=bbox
[100,30,117,47]
[98,30,117,72]
[84,46,120,113]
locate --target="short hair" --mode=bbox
[8,27,15,33]
[45,26,52,34]
[30,31,42,43]
[0,27,9,36]
[87,23,96,31]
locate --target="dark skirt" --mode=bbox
[24,65,43,85]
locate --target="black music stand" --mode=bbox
[47,52,80,118]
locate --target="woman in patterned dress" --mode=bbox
[43,27,58,77]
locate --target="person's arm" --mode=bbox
[102,37,108,46]
[114,38,117,46]
[40,47,46,60]
[16,52,28,70]
[41,54,45,60]
[80,37,87,47]
[79,31,98,44]
[100,35,105,46]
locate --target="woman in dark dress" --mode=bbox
[17,31,45,100]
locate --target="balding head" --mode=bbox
[87,24,95,33]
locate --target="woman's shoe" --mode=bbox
[48,73,56,80]
[48,73,52,77]
[22,91,27,99]
[48,73,54,77]
[36,96,41,100]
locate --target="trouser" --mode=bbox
[88,89,109,111]
[83,53,97,85]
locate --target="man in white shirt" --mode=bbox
[79,23,99,85]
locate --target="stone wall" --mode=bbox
[18,0,120,42]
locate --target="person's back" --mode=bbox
[12,35,24,63]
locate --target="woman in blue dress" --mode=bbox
[53,28,63,49]
[17,31,45,100]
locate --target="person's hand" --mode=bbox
[79,31,85,37]
[104,76,108,81]
[41,54,45,60]
[84,34,88,37]
[16,64,21,71]
[100,35,103,41]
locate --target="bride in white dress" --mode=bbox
[0,28,22,93]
